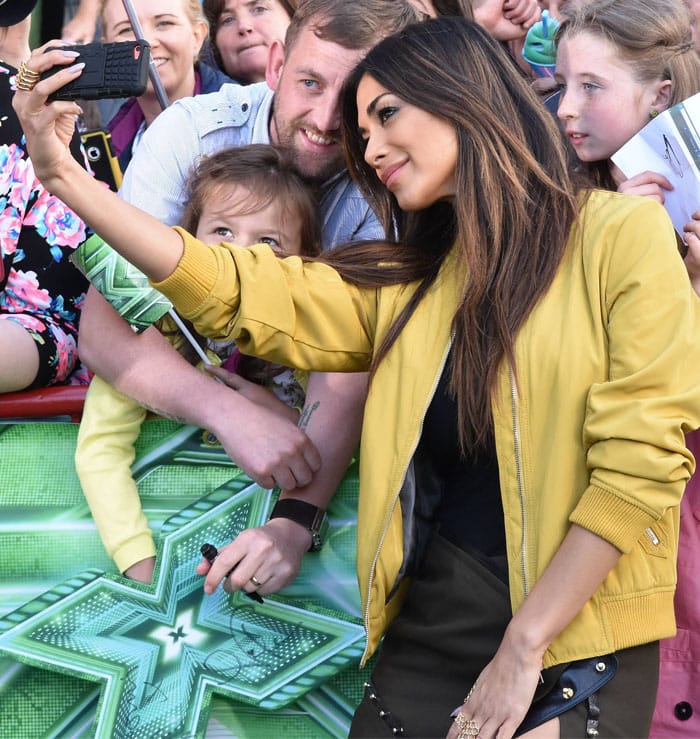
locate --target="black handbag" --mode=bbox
[514,654,618,736]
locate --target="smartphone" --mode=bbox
[81,128,122,191]
[41,40,150,101]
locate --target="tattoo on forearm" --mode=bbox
[297,401,320,431]
[141,404,188,424]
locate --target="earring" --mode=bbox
[650,110,660,119]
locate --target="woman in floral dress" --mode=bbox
[0,0,90,392]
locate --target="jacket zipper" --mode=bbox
[510,365,530,598]
[361,336,454,664]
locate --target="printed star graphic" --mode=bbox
[0,476,365,738]
[149,607,207,660]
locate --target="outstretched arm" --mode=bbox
[12,51,323,488]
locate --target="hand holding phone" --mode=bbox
[41,40,150,101]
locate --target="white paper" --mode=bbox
[612,91,700,236]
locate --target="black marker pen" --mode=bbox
[200,543,264,604]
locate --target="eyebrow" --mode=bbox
[366,92,392,117]
[113,12,178,28]
[294,66,327,85]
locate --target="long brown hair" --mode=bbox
[334,18,579,452]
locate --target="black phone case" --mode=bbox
[42,40,150,101]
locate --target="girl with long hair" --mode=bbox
[554,2,700,734]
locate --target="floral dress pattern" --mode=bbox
[1,62,91,388]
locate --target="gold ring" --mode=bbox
[454,713,480,738]
[16,61,41,92]
[250,575,263,589]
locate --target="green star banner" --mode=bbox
[0,414,369,738]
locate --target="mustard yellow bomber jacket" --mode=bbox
[156,190,700,668]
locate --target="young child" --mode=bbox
[555,2,700,735]
[74,144,321,584]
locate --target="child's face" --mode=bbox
[555,32,667,162]
[195,184,303,256]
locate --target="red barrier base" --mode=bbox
[0,385,87,423]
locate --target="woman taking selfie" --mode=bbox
[13,17,700,738]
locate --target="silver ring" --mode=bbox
[250,575,263,589]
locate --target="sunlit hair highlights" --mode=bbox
[335,18,579,452]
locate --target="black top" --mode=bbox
[415,350,508,580]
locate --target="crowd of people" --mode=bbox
[3,0,700,736]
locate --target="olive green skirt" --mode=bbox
[350,533,658,738]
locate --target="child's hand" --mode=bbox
[615,169,674,204]
[683,211,700,296]
[474,0,539,41]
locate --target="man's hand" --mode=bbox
[207,395,321,490]
[78,291,320,490]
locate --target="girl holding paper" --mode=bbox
[554,0,700,282]
[555,1,700,735]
